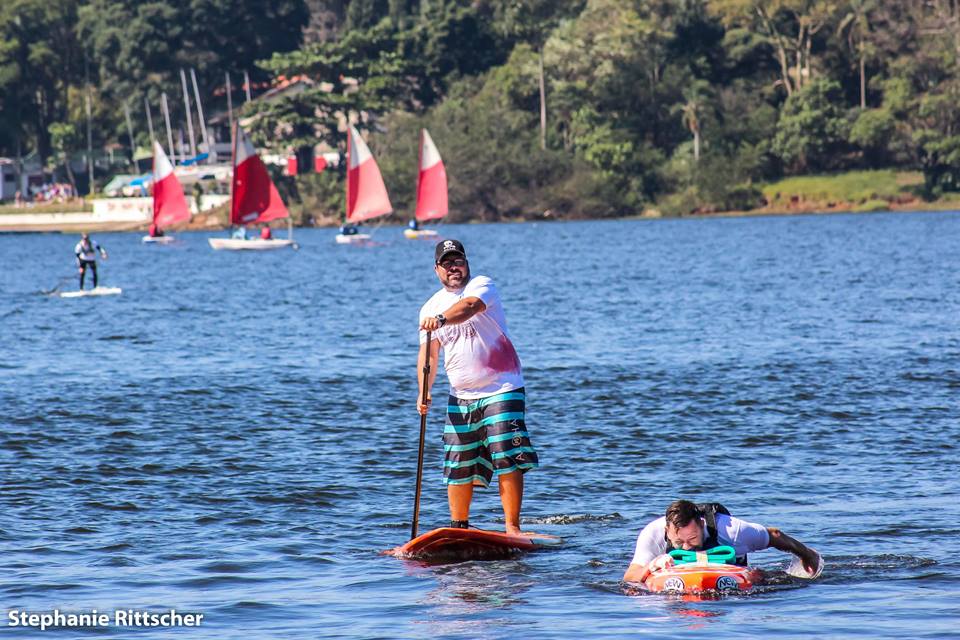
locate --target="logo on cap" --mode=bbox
[435,239,466,262]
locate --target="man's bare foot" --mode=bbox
[506,526,551,538]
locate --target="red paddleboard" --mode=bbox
[387,527,563,561]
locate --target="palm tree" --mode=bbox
[673,81,713,162]
[838,0,877,109]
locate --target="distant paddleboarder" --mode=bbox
[417,239,539,535]
[623,500,821,583]
[74,232,108,290]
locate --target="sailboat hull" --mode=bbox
[403,229,438,239]
[142,235,175,244]
[208,238,295,250]
[335,233,372,245]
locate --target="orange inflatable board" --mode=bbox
[387,527,563,561]
[645,563,762,594]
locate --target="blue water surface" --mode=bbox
[1,212,959,638]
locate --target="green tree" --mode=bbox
[0,0,81,163]
[916,134,960,196]
[254,21,415,153]
[78,0,307,144]
[484,0,586,150]
[48,121,79,191]
[709,0,839,96]
[772,77,851,172]
[848,107,894,166]
[347,0,388,30]
[255,5,506,153]
[915,80,960,195]
[378,72,616,220]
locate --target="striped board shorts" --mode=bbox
[443,387,539,487]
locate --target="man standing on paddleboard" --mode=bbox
[74,232,108,290]
[417,239,538,535]
[623,500,822,583]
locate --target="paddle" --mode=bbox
[411,330,432,540]
[42,273,76,295]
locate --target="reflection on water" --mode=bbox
[423,562,532,613]
[672,607,724,619]
[670,604,725,632]
[414,561,533,637]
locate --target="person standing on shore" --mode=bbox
[417,239,539,534]
[74,232,107,290]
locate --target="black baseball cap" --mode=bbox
[435,239,466,263]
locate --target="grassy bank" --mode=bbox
[759,170,925,212]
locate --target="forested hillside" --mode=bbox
[2,0,960,218]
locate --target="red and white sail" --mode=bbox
[415,129,447,222]
[346,125,392,223]
[231,125,289,225]
[152,140,190,228]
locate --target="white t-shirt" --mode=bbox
[75,240,99,262]
[419,275,524,399]
[630,514,770,566]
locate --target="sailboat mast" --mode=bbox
[123,103,139,173]
[144,97,155,143]
[345,126,352,223]
[225,72,234,150]
[416,129,423,221]
[229,121,239,227]
[190,68,212,163]
[179,68,198,158]
[161,93,176,165]
[151,141,158,225]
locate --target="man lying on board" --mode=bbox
[623,500,821,583]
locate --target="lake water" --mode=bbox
[1,213,958,638]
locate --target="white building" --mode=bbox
[0,158,44,203]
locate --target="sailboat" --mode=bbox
[142,140,190,244]
[209,124,295,250]
[404,128,447,240]
[335,124,392,244]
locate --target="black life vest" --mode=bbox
[664,502,748,566]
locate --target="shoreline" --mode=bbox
[2,200,959,233]
[678,199,960,220]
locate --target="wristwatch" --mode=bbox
[435,314,447,327]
